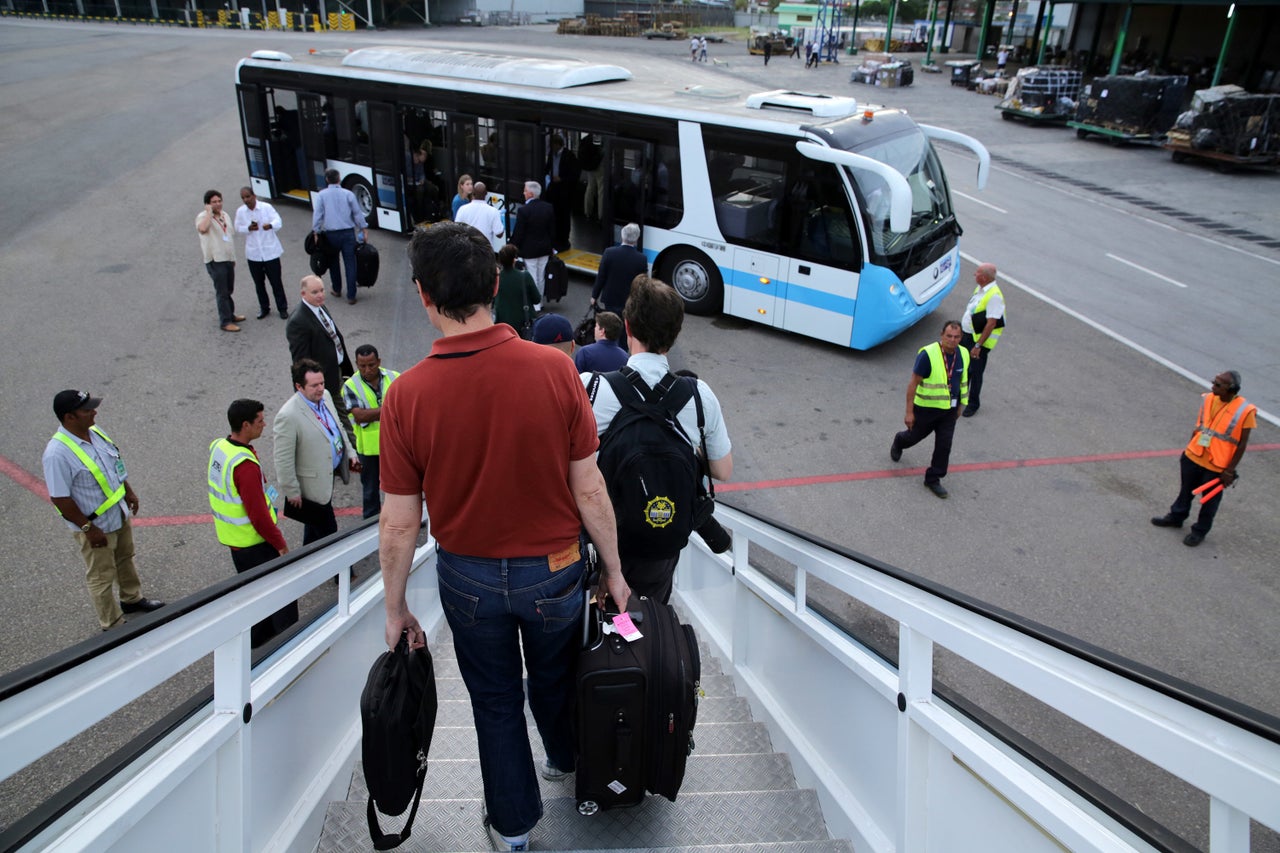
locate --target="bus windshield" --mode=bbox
[848,129,954,263]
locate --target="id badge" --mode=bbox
[114,457,127,478]
[332,435,344,457]
[266,485,280,504]
[1197,433,1212,447]
[222,229,232,242]
[951,397,958,408]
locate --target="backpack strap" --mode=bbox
[685,378,715,500]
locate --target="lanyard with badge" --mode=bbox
[943,351,958,408]
[312,401,344,458]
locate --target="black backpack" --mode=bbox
[355,241,380,288]
[360,633,438,850]
[590,368,702,560]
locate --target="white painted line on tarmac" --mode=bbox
[944,152,1280,269]
[953,190,1007,214]
[959,250,1279,428]
[1105,253,1189,288]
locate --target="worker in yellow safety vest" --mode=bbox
[890,321,970,499]
[341,344,400,518]
[208,398,296,646]
[1151,371,1256,547]
[42,390,164,630]
[959,262,1005,418]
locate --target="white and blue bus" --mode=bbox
[235,46,988,349]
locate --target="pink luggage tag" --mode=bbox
[611,612,644,642]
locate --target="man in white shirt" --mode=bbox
[454,180,505,253]
[959,262,1005,417]
[235,187,289,320]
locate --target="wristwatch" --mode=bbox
[80,521,94,533]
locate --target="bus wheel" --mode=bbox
[662,248,722,316]
[345,176,376,225]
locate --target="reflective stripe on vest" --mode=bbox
[343,369,399,456]
[913,342,970,409]
[970,284,1005,349]
[1189,394,1254,469]
[207,438,277,548]
[51,427,126,518]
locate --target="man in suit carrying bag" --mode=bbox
[273,358,361,545]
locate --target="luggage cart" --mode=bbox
[1067,121,1168,145]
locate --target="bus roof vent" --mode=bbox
[249,50,293,62]
[745,90,859,118]
[343,46,632,89]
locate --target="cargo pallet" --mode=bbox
[1163,140,1280,171]
[1067,120,1166,145]
[997,105,1071,124]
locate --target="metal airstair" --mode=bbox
[2,505,1278,852]
[315,634,853,852]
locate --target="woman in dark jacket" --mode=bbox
[493,243,541,337]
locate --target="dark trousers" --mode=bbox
[231,542,299,647]
[358,453,381,519]
[205,260,236,325]
[621,554,679,605]
[324,229,358,300]
[894,405,959,484]
[247,257,288,314]
[960,333,991,410]
[1169,453,1226,536]
[302,500,338,546]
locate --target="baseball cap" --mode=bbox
[53,390,102,420]
[531,313,574,345]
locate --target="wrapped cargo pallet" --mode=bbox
[997,67,1081,120]
[1075,74,1188,137]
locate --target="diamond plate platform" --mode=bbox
[320,632,852,852]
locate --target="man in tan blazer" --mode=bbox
[273,358,360,544]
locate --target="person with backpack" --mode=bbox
[583,275,733,603]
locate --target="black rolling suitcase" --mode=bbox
[543,253,568,301]
[574,593,701,816]
[356,240,380,288]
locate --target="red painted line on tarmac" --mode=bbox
[717,443,1280,494]
[1,453,368,528]
[7,445,1279,520]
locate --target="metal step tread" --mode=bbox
[426,721,775,761]
[347,751,800,801]
[432,696,753,728]
[429,648,724,681]
[433,672,739,700]
[318,789,845,852]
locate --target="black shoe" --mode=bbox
[1183,532,1205,547]
[121,597,165,613]
[256,310,270,319]
[925,481,948,499]
[962,405,978,417]
[331,288,341,297]
[890,440,902,462]
[1150,515,1183,528]
[278,308,288,319]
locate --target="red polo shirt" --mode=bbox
[380,323,598,557]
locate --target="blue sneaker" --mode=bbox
[483,814,529,851]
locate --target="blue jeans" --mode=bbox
[437,546,585,837]
[323,229,358,300]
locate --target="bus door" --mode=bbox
[605,138,652,249]
[297,94,329,198]
[501,121,538,241]
[725,249,781,328]
[449,114,480,194]
[366,102,406,232]
[236,84,277,201]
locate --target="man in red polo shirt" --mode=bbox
[377,221,630,853]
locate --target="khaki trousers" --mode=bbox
[74,518,142,629]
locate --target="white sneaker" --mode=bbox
[483,814,529,851]
[539,758,570,781]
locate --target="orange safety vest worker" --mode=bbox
[1185,393,1255,471]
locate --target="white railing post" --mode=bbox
[896,625,933,852]
[213,631,252,853]
[1209,798,1250,852]
[794,566,807,615]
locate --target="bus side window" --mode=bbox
[704,136,784,248]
